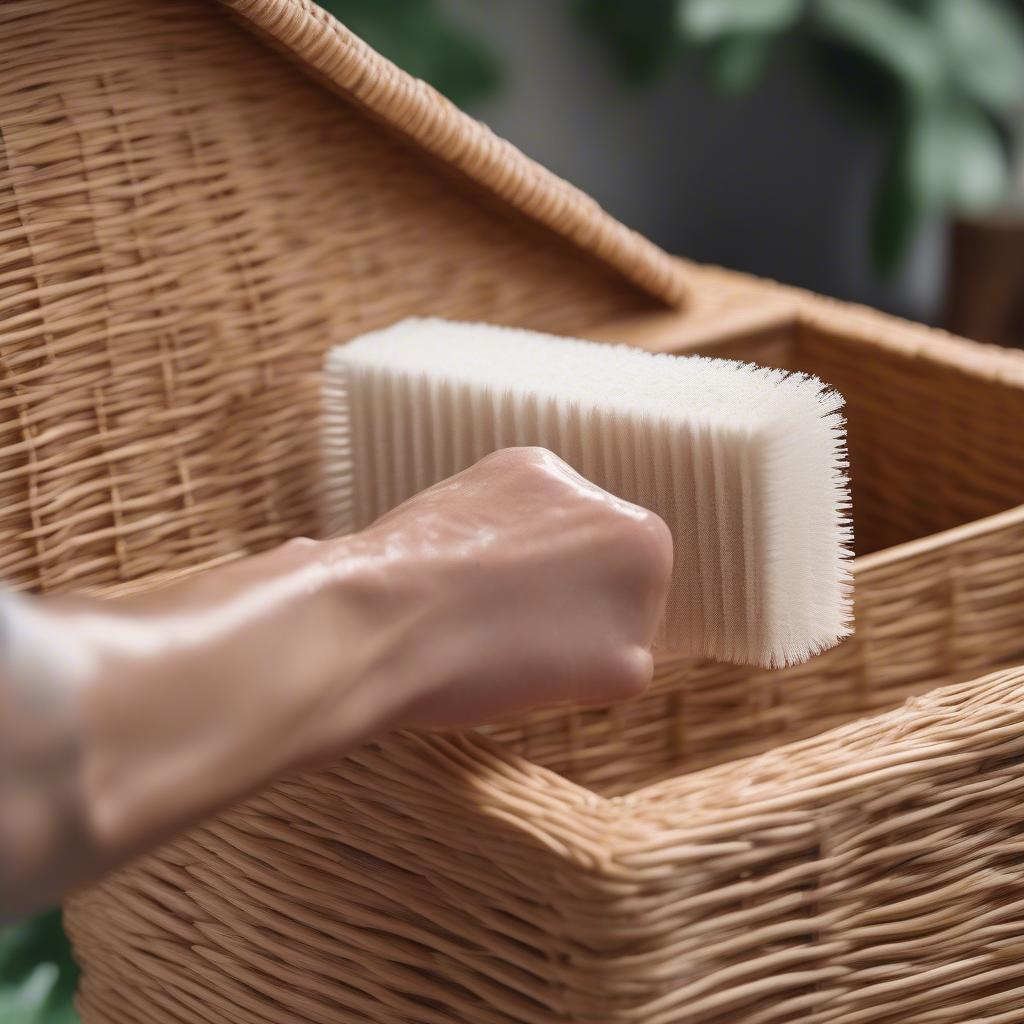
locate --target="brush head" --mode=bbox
[323,317,852,668]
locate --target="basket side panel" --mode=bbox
[0,0,657,594]
[616,665,1024,1023]
[65,733,628,1023]
[67,670,1024,1022]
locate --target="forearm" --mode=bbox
[0,449,670,920]
[0,535,421,921]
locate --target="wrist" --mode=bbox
[307,530,440,748]
[70,538,419,852]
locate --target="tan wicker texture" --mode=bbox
[0,0,680,595]
[216,0,689,309]
[63,266,1024,1014]
[67,663,1024,1023]
[492,310,1024,792]
[4,0,1024,1020]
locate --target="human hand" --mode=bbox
[0,448,671,916]
[358,447,673,728]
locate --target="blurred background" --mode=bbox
[3,1,1024,1022]
[325,0,1024,340]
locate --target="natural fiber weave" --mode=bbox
[4,0,1024,1020]
[0,0,677,595]
[216,0,689,309]
[491,311,1024,792]
[64,261,1024,1014]
[67,663,1024,1023]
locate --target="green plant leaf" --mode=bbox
[317,0,500,107]
[902,97,1008,210]
[872,94,1009,273]
[903,100,953,212]
[0,964,60,1024]
[936,0,1024,113]
[942,101,1010,208]
[578,0,682,85]
[708,34,773,94]
[918,98,1006,202]
[677,0,804,42]
[0,910,79,1024]
[871,129,921,275]
[814,0,943,98]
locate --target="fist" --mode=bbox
[363,447,673,728]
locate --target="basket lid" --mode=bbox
[216,0,690,308]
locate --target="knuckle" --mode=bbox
[605,506,673,581]
[631,511,674,579]
[506,445,551,467]
[479,446,555,480]
[515,445,550,459]
[481,446,542,468]
[613,646,654,700]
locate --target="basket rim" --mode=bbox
[855,503,1024,573]
[682,262,1024,382]
[318,659,1024,878]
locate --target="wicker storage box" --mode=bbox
[65,298,1024,1023]
[493,298,1024,792]
[3,0,1024,1021]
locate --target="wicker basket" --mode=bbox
[493,293,1024,792]
[4,0,1024,1021]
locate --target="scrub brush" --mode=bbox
[323,317,851,668]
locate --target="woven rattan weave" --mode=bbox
[4,0,1024,1020]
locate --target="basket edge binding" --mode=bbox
[212,0,691,311]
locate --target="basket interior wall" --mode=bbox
[686,323,1024,556]
[488,320,1024,796]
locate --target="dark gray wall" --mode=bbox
[442,0,945,321]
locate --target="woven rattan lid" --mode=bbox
[215,0,690,308]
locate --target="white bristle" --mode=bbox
[323,317,852,668]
